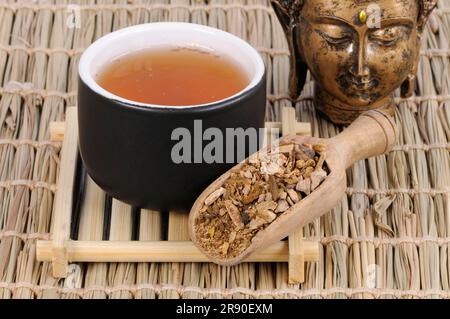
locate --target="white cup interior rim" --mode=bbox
[78,22,265,109]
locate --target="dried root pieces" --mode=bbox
[194,140,329,260]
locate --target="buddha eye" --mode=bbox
[315,27,352,47]
[369,26,407,46]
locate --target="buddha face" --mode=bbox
[298,0,419,109]
[271,0,436,124]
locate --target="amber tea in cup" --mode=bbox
[78,22,266,210]
[97,48,249,106]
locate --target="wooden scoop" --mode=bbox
[189,110,397,266]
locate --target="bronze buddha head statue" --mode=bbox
[271,0,437,124]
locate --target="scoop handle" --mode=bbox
[331,110,397,169]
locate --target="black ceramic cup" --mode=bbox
[78,22,266,211]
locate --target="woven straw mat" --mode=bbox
[0,0,449,299]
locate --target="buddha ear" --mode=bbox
[401,0,436,98]
[417,0,437,32]
[270,0,295,34]
[290,25,308,100]
[270,1,304,30]
[270,0,307,100]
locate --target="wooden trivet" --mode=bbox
[36,107,320,284]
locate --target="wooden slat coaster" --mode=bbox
[167,211,190,298]
[281,106,306,284]
[49,107,78,277]
[168,211,190,241]
[37,106,319,283]
[110,200,133,240]
[77,176,108,298]
[109,200,134,298]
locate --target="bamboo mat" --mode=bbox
[0,0,449,299]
